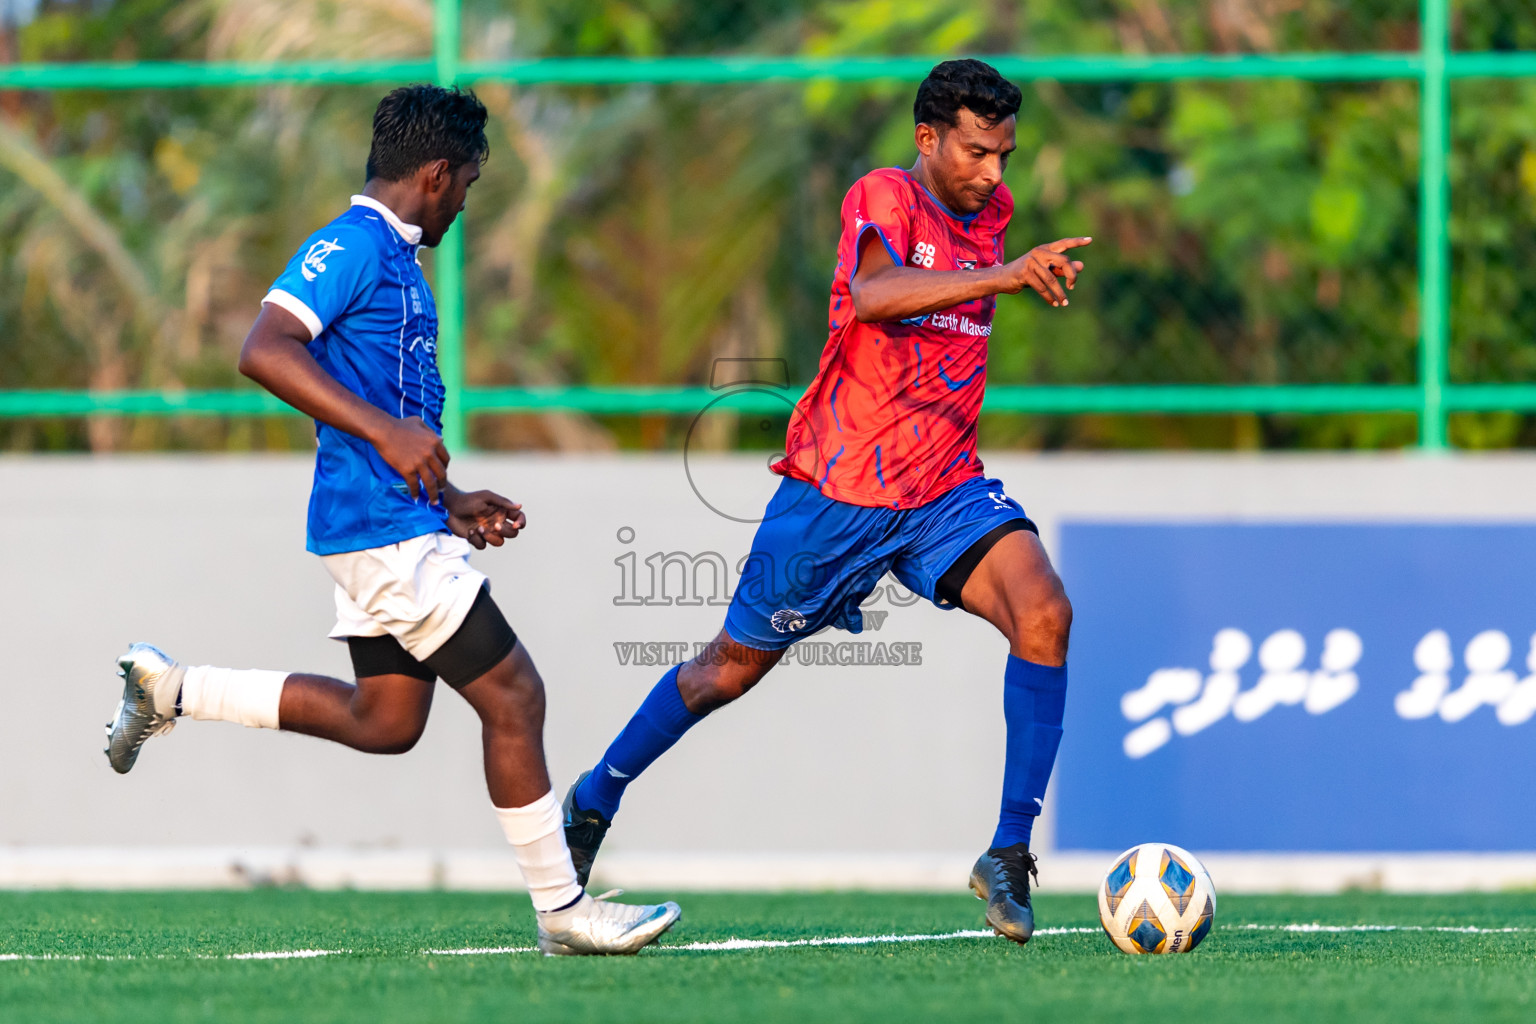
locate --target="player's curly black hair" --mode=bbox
[913,59,1022,131]
[366,84,489,183]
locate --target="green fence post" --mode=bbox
[435,0,467,451]
[1418,0,1450,450]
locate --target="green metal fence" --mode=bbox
[0,0,1526,451]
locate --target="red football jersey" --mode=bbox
[772,167,1012,508]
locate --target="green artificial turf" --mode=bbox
[1,889,1534,1023]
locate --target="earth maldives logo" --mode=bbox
[927,311,991,336]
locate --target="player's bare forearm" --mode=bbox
[850,233,1091,323]
[851,263,1010,323]
[239,303,451,502]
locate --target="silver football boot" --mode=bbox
[536,889,682,956]
[104,643,185,774]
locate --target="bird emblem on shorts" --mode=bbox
[771,609,808,633]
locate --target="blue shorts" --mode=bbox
[723,474,1036,651]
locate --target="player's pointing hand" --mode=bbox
[374,415,450,504]
[1004,237,1090,308]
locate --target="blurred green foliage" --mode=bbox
[0,0,1530,451]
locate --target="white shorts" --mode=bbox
[322,532,488,662]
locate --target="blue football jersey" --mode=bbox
[263,195,450,555]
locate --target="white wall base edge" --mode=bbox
[2,848,1534,893]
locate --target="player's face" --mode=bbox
[422,160,481,247]
[919,109,1017,215]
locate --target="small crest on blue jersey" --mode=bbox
[771,609,808,633]
[301,238,345,281]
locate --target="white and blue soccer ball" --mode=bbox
[1097,842,1216,955]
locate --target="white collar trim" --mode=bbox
[350,194,423,245]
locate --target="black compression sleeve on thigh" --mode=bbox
[934,518,1040,611]
[423,585,518,689]
[348,634,436,681]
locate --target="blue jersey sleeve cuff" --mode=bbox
[262,289,324,340]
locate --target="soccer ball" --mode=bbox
[1097,842,1216,955]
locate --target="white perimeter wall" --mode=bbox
[5,451,1536,892]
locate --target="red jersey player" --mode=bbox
[565,59,1090,945]
[774,164,1012,508]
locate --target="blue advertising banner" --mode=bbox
[1055,523,1536,852]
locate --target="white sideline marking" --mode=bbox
[663,929,992,952]
[423,925,1102,956]
[658,926,1100,953]
[0,950,351,962]
[0,954,96,961]
[1235,923,1527,935]
[4,923,1531,962]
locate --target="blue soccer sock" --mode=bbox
[575,666,703,820]
[992,655,1068,850]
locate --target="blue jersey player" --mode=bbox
[102,85,678,956]
[562,61,1088,945]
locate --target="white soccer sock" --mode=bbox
[494,791,584,913]
[178,666,286,730]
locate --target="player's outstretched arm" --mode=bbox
[850,234,1091,324]
[238,303,451,503]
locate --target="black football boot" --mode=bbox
[968,843,1039,944]
[562,770,613,889]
